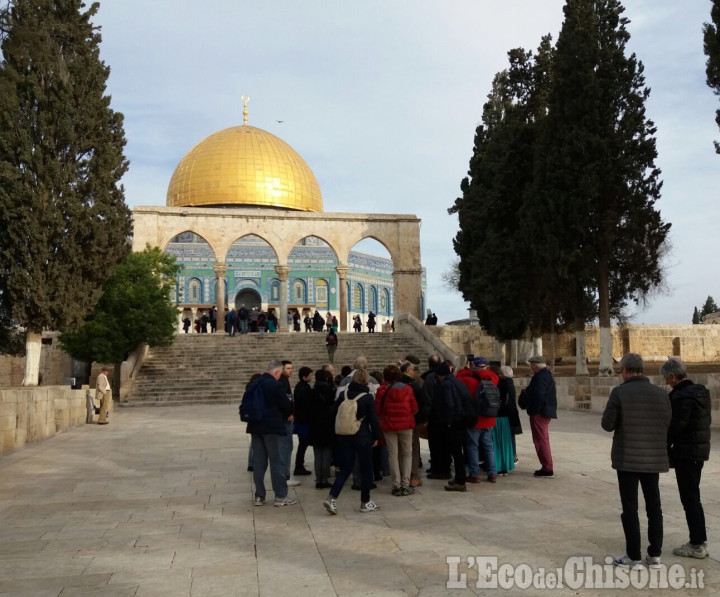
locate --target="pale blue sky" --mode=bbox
[94,1,719,324]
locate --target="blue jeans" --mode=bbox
[239,319,249,334]
[331,437,374,503]
[251,433,287,499]
[279,421,294,478]
[466,428,496,476]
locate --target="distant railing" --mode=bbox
[395,312,462,367]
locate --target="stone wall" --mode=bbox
[0,332,73,388]
[0,387,87,456]
[431,324,720,363]
[513,372,720,428]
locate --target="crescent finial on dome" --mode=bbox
[241,95,250,125]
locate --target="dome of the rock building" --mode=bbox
[166,125,323,211]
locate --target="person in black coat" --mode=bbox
[293,367,314,476]
[308,369,336,488]
[660,357,712,559]
[519,355,557,477]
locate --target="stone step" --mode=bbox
[127,332,430,406]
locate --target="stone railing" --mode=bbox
[396,313,462,367]
[0,387,87,456]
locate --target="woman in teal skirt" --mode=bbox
[492,365,520,475]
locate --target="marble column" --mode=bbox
[213,263,227,331]
[275,265,290,332]
[336,265,349,331]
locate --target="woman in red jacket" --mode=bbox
[375,364,418,496]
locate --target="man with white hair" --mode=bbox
[335,356,380,397]
[519,356,557,477]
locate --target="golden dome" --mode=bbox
[166,125,323,211]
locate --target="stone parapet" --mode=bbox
[512,372,720,428]
[428,324,720,363]
[0,387,86,456]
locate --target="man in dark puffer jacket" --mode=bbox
[602,353,671,569]
[660,357,711,559]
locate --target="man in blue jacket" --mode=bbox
[521,355,557,477]
[246,360,297,507]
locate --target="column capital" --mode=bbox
[274,265,290,281]
[336,265,349,280]
[213,262,227,276]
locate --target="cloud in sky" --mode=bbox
[94,0,720,325]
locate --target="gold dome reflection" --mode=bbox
[166,125,323,212]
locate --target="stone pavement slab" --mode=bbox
[0,405,719,596]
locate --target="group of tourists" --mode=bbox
[225,305,278,336]
[239,349,711,568]
[240,351,555,514]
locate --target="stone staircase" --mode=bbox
[125,332,431,406]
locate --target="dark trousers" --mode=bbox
[617,470,663,560]
[331,437,374,503]
[675,460,707,545]
[428,420,450,475]
[294,435,309,472]
[448,422,466,485]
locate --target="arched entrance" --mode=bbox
[235,288,261,311]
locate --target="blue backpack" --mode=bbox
[239,378,269,423]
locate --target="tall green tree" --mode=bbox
[699,295,719,319]
[449,37,556,341]
[59,247,180,398]
[704,0,720,153]
[535,0,670,375]
[0,0,132,386]
[692,306,701,325]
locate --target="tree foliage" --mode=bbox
[704,0,720,153]
[450,0,670,355]
[0,295,25,356]
[449,37,556,340]
[0,0,132,341]
[692,306,701,325]
[699,295,719,320]
[59,247,180,365]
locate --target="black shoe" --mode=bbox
[374,473,383,482]
[534,469,554,478]
[247,466,253,472]
[315,482,332,489]
[294,468,312,476]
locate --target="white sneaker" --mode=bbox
[360,500,380,513]
[644,553,661,568]
[286,479,301,487]
[273,496,297,507]
[254,496,266,506]
[613,555,643,570]
[323,497,337,515]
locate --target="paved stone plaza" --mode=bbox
[0,406,718,596]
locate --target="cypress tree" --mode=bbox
[449,37,555,341]
[0,0,132,385]
[537,0,669,375]
[704,0,720,153]
[692,306,701,325]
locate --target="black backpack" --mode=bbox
[474,379,500,418]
